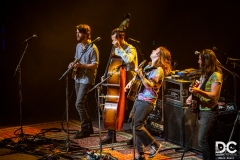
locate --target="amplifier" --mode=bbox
[164,78,192,106]
[145,99,163,136]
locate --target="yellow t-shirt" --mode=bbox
[198,72,223,110]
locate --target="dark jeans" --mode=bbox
[130,99,156,154]
[75,82,92,131]
[198,110,218,160]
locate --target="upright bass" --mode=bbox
[102,17,130,131]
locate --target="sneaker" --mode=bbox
[135,154,145,160]
[148,143,162,158]
[73,130,90,139]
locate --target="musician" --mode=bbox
[186,49,222,160]
[125,47,172,159]
[101,28,138,144]
[68,24,99,139]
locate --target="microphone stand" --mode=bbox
[59,43,93,153]
[65,73,70,153]
[217,60,240,151]
[132,41,145,62]
[88,65,121,159]
[218,60,240,104]
[13,41,30,138]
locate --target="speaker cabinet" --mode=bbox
[164,102,185,146]
[184,108,201,151]
[164,101,239,153]
[164,102,201,151]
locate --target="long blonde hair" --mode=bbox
[155,46,172,75]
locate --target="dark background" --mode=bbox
[1,0,240,127]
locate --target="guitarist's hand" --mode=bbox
[101,76,104,82]
[68,62,74,68]
[68,62,83,68]
[135,67,143,78]
[186,95,192,105]
[189,86,200,94]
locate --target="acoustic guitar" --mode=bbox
[71,59,79,78]
[127,60,147,101]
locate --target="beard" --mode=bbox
[77,34,87,42]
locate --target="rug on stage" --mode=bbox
[0,120,202,160]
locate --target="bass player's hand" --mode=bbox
[124,81,132,92]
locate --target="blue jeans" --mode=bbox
[198,110,218,160]
[75,82,92,131]
[130,99,156,154]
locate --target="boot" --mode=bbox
[127,137,133,145]
[73,130,90,139]
[88,120,94,134]
[100,130,116,145]
[100,135,116,145]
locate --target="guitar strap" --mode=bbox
[200,72,213,91]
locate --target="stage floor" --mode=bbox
[0,120,203,160]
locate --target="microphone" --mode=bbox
[25,34,37,42]
[213,47,226,55]
[89,37,101,44]
[194,51,201,55]
[226,57,229,65]
[128,37,140,43]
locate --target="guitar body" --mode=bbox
[190,95,199,114]
[127,78,141,101]
[189,79,200,119]
[103,57,126,131]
